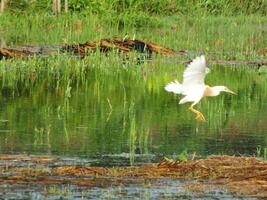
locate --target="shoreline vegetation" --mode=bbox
[1,37,266,67]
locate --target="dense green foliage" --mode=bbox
[3,0,266,29]
[5,0,267,16]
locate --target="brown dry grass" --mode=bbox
[0,155,266,198]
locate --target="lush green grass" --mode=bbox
[1,13,266,52]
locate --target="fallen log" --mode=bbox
[0,38,178,60]
[0,47,35,59]
[62,38,179,56]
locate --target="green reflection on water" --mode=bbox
[0,55,266,164]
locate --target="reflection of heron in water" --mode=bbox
[165,55,236,122]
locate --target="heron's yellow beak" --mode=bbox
[225,88,237,95]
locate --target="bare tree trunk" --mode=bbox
[52,0,61,15]
[52,0,57,14]
[0,0,6,14]
[64,0,68,13]
[57,0,61,13]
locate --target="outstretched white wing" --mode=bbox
[165,80,182,94]
[182,55,210,93]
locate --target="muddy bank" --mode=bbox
[0,155,266,198]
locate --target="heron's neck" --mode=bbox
[205,86,224,97]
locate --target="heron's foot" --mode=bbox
[188,106,206,122]
[195,112,205,122]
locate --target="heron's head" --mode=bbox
[217,86,236,95]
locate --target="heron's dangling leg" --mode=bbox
[189,105,205,122]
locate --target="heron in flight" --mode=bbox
[165,55,236,122]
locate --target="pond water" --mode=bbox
[0,58,266,165]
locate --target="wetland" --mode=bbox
[0,3,266,199]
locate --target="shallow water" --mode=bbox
[0,180,259,200]
[0,59,266,165]
[0,154,265,200]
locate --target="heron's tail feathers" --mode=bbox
[165,80,182,94]
[179,96,189,104]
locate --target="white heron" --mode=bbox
[165,55,236,122]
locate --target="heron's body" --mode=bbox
[165,55,235,122]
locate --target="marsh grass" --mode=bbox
[1,14,266,51]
